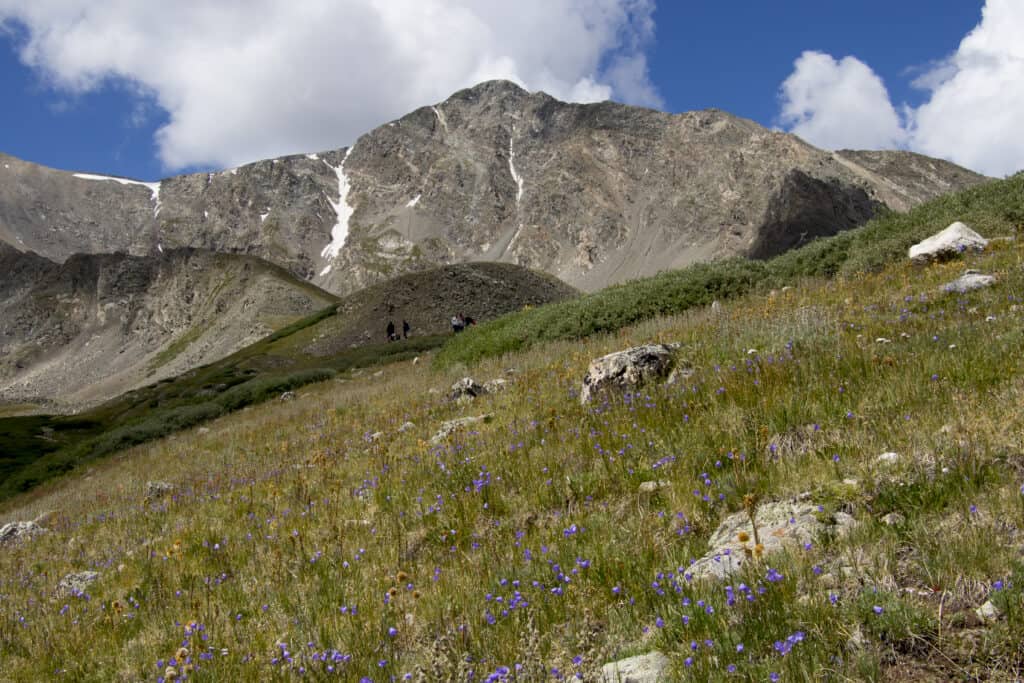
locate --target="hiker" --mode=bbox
[451,314,463,334]
[386,320,395,342]
[402,320,410,339]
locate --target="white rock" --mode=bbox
[909,222,988,263]
[686,500,853,581]
[876,452,900,465]
[976,600,1002,622]
[145,481,175,500]
[397,421,416,433]
[58,571,100,597]
[430,414,492,445]
[600,651,670,683]
[482,378,508,394]
[0,521,46,546]
[449,377,486,401]
[941,272,996,294]
[580,344,677,405]
[638,481,671,494]
[881,512,905,526]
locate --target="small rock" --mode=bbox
[638,481,670,494]
[373,370,384,378]
[710,300,722,314]
[397,421,416,433]
[279,391,296,402]
[367,431,384,442]
[876,452,900,465]
[833,511,857,537]
[58,571,100,597]
[875,337,891,344]
[909,221,988,263]
[412,356,420,365]
[818,573,838,589]
[664,365,694,386]
[0,521,46,546]
[580,344,677,405]
[942,272,996,294]
[482,378,508,394]
[449,377,487,401]
[881,512,906,526]
[976,600,1002,622]
[600,651,670,683]
[842,478,860,487]
[145,481,175,500]
[430,414,493,445]
[197,427,211,435]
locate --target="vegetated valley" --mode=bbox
[1,174,1024,681]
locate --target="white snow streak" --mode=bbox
[260,210,270,222]
[157,243,163,253]
[508,130,524,204]
[432,106,448,133]
[73,172,162,217]
[406,194,421,208]
[306,153,319,160]
[320,147,355,263]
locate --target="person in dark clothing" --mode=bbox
[386,320,395,342]
[402,320,410,339]
[451,314,463,333]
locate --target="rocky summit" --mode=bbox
[0,81,987,297]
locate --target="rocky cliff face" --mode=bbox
[0,246,336,410]
[0,81,989,297]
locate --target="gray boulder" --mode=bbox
[449,377,487,401]
[580,344,678,404]
[909,221,988,263]
[482,378,508,394]
[600,651,670,682]
[942,271,996,294]
[686,500,854,581]
[58,571,100,597]
[145,481,175,500]
[0,520,46,546]
[430,414,493,445]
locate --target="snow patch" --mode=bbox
[508,130,524,204]
[157,243,163,253]
[204,210,209,219]
[306,153,319,160]
[406,194,421,208]
[73,172,161,217]
[432,106,448,132]
[320,147,355,262]
[319,264,332,276]
[260,210,270,222]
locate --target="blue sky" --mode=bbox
[1,1,1017,180]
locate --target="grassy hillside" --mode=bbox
[1,178,1023,680]
[436,172,1024,368]
[0,302,446,500]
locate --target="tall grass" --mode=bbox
[0,227,1022,680]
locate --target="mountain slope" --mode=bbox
[0,82,988,296]
[0,246,338,411]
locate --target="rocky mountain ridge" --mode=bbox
[0,245,337,410]
[0,81,989,296]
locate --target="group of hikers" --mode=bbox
[385,313,478,341]
[451,313,476,333]
[385,319,410,342]
[385,313,477,339]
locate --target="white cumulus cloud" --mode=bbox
[0,0,660,172]
[778,0,1024,177]
[778,51,906,151]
